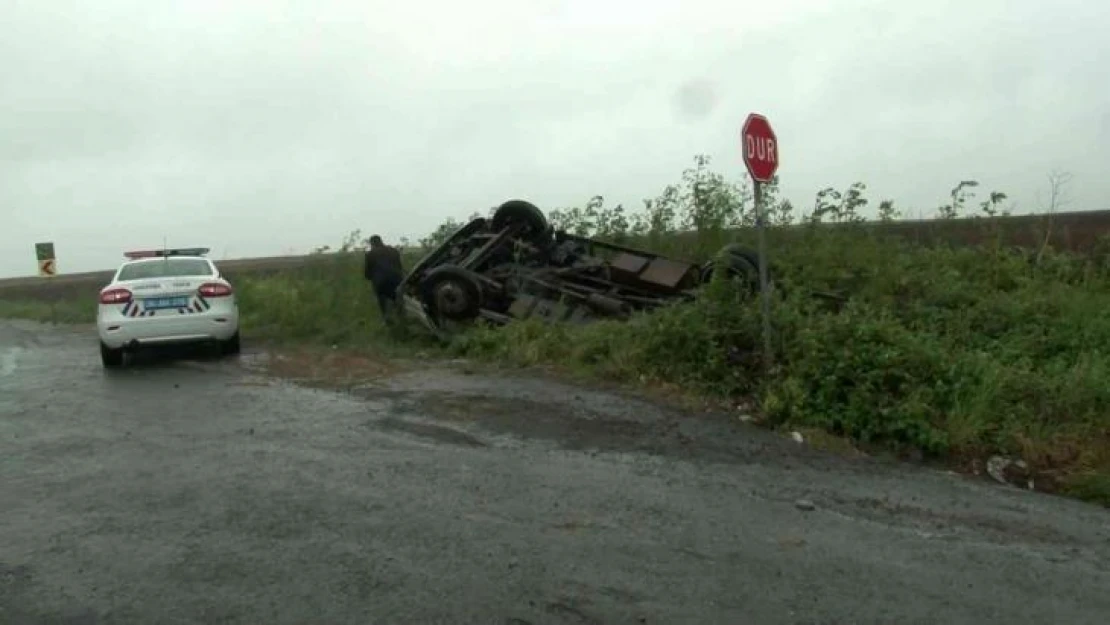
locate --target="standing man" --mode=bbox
[363,235,404,321]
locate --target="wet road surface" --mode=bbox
[2,320,1109,625]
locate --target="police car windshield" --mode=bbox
[117,258,214,281]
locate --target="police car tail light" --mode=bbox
[198,282,233,297]
[100,288,133,304]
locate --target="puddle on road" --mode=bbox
[246,346,401,386]
[396,390,657,452]
[246,344,804,466]
[0,346,21,377]
[374,416,490,448]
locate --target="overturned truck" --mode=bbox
[396,199,771,339]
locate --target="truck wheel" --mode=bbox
[702,244,767,296]
[419,265,484,323]
[491,199,552,245]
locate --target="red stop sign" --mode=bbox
[741,113,779,183]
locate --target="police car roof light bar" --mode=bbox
[124,247,211,259]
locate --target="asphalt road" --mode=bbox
[2,320,1108,625]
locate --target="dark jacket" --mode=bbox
[363,245,403,288]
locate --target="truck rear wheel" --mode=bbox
[491,199,552,245]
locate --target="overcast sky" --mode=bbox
[2,0,1107,277]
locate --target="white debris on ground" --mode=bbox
[986,455,1035,490]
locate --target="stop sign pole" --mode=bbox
[741,112,779,369]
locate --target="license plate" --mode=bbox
[144,297,189,309]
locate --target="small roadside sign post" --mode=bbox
[35,242,57,278]
[741,113,779,370]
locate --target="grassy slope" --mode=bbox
[3,156,1107,505]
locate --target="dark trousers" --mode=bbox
[372,276,401,319]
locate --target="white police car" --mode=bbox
[96,248,241,368]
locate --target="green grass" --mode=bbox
[0,298,96,325]
[3,155,1108,506]
[230,251,444,356]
